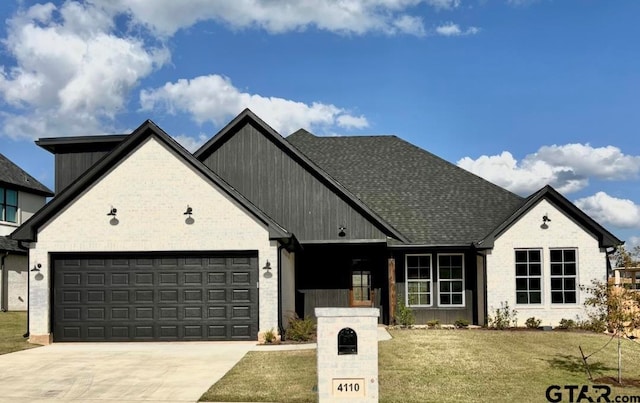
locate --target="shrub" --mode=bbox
[488,301,518,330]
[427,319,440,328]
[454,319,470,328]
[525,317,541,329]
[286,314,315,342]
[577,317,607,333]
[396,300,415,327]
[263,328,278,344]
[558,318,576,330]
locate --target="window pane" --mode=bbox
[515,250,527,263]
[440,267,451,279]
[421,294,431,305]
[565,263,576,276]
[530,292,541,304]
[354,288,362,301]
[452,294,462,305]
[6,190,17,206]
[516,278,527,291]
[352,274,361,286]
[0,189,4,204]
[440,294,450,305]
[564,278,576,290]
[530,250,541,262]
[550,249,562,262]
[408,282,419,293]
[408,294,419,305]
[563,250,576,262]
[565,291,576,304]
[516,292,529,304]
[551,278,562,290]
[452,281,463,292]
[440,282,450,292]
[529,278,541,290]
[529,264,541,276]
[5,206,16,223]
[551,291,564,303]
[516,264,527,276]
[550,264,563,276]
[452,267,463,279]
[420,267,430,279]
[408,268,419,279]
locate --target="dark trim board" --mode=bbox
[50,251,259,342]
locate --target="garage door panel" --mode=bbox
[53,253,258,341]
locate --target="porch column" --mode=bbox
[388,258,396,325]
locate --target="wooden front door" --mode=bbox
[350,259,374,307]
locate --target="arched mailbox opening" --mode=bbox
[337,327,358,355]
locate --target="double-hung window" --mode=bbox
[0,187,18,223]
[515,249,542,304]
[405,255,431,307]
[438,254,464,306]
[550,249,577,304]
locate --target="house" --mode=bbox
[12,110,621,344]
[0,154,53,312]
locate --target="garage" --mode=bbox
[52,252,259,342]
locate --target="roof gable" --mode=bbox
[287,130,524,246]
[477,185,621,249]
[0,153,53,196]
[195,109,409,243]
[12,120,290,242]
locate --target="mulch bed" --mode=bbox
[593,376,640,388]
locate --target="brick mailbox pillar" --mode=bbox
[315,307,379,403]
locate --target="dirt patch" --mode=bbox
[593,376,640,388]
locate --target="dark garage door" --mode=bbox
[52,253,258,342]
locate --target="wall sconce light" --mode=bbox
[30,263,41,272]
[184,205,194,225]
[263,260,272,278]
[541,214,551,229]
[338,226,346,237]
[107,206,119,225]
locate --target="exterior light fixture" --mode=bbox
[338,226,346,237]
[541,214,551,229]
[263,260,272,278]
[184,205,194,224]
[30,263,41,272]
[107,206,119,225]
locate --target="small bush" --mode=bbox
[577,318,607,333]
[263,328,277,344]
[488,301,518,330]
[558,318,576,330]
[525,317,541,329]
[454,319,470,328]
[396,300,415,327]
[427,319,440,328]
[286,314,315,342]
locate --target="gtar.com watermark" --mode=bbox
[546,385,640,402]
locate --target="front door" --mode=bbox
[350,259,374,307]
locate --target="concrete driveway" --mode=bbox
[0,341,255,403]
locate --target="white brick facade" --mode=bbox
[28,137,280,341]
[1,254,27,311]
[486,199,608,327]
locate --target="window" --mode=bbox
[0,188,18,223]
[351,270,372,306]
[550,249,577,304]
[405,255,431,307]
[438,254,464,306]
[515,249,542,304]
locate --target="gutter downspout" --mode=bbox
[18,241,29,338]
[1,251,8,312]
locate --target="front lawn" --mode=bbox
[0,311,39,355]
[201,329,640,402]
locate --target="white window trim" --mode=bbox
[437,253,465,307]
[549,248,579,305]
[405,254,432,308]
[514,248,544,306]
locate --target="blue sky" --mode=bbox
[1,0,639,246]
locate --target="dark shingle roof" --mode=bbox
[286,130,525,245]
[0,236,25,253]
[0,153,53,196]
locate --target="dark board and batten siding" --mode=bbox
[55,151,111,193]
[199,122,388,242]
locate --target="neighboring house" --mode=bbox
[0,154,53,311]
[12,110,621,344]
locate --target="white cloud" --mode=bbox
[0,2,169,140]
[90,0,461,37]
[173,133,209,152]
[140,74,369,135]
[574,192,640,229]
[458,144,640,196]
[627,236,640,250]
[435,22,480,36]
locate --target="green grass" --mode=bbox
[0,311,39,355]
[200,329,640,403]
